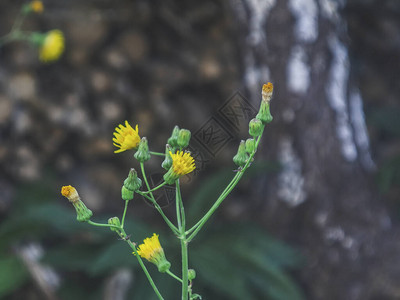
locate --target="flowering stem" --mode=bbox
[166,270,183,283]
[120,228,164,300]
[187,131,264,242]
[140,162,179,234]
[176,180,189,300]
[87,220,164,300]
[121,200,129,228]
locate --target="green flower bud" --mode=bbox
[61,185,93,222]
[121,186,134,201]
[256,83,274,124]
[108,217,121,232]
[177,129,191,149]
[249,118,263,137]
[167,126,180,148]
[245,138,256,153]
[233,140,248,167]
[134,137,151,162]
[158,260,171,273]
[161,144,173,170]
[188,269,196,280]
[256,101,273,124]
[122,168,142,201]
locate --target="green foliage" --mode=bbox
[0,255,29,298]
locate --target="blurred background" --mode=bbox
[1,0,400,299]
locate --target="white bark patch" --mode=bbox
[288,0,318,43]
[247,0,276,46]
[327,36,357,162]
[278,137,307,207]
[349,89,376,170]
[287,46,310,94]
[318,0,342,21]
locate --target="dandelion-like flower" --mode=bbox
[30,1,44,13]
[163,150,195,184]
[136,233,171,273]
[39,30,65,62]
[61,185,79,203]
[170,151,195,176]
[113,121,141,153]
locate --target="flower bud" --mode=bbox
[188,269,196,280]
[134,137,151,162]
[177,129,191,149]
[61,185,93,222]
[233,140,248,167]
[161,144,173,170]
[256,83,274,124]
[245,138,256,153]
[121,186,134,201]
[122,169,142,201]
[249,118,263,137]
[108,217,121,232]
[167,126,180,149]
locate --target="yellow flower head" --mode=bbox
[39,30,65,62]
[61,185,79,203]
[30,1,44,13]
[170,151,195,176]
[262,82,273,103]
[113,121,141,153]
[136,234,171,273]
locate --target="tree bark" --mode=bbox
[230,0,400,299]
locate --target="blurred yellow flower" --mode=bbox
[136,233,171,272]
[39,30,64,62]
[30,1,44,13]
[113,121,141,153]
[170,150,195,176]
[61,185,79,203]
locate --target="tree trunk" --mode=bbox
[230,0,400,299]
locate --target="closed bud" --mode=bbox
[121,186,134,201]
[256,83,274,124]
[122,169,142,201]
[108,217,121,232]
[61,185,93,222]
[245,138,256,153]
[167,126,180,148]
[177,129,191,149]
[233,140,248,167]
[249,118,263,137]
[188,269,196,280]
[161,144,173,170]
[134,137,151,162]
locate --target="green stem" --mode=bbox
[139,162,179,234]
[121,200,129,228]
[141,181,167,194]
[181,237,189,300]
[176,180,189,300]
[87,220,119,231]
[166,270,183,283]
[187,132,264,242]
[149,151,165,156]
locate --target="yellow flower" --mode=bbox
[113,121,141,153]
[170,151,195,176]
[61,185,79,203]
[163,150,195,184]
[136,234,171,273]
[30,1,44,13]
[39,30,64,62]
